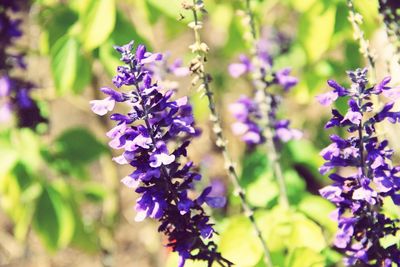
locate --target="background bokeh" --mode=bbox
[1,0,399,266]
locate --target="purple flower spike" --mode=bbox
[0,1,46,129]
[228,30,300,150]
[319,68,400,266]
[91,41,230,267]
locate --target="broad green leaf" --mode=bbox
[285,247,325,267]
[12,129,42,172]
[0,131,18,176]
[80,0,116,50]
[52,128,107,165]
[240,149,269,187]
[50,36,91,94]
[99,40,122,75]
[298,195,337,234]
[299,4,336,62]
[247,172,279,208]
[145,0,183,20]
[290,0,317,12]
[219,216,263,267]
[33,187,61,251]
[51,181,76,248]
[257,208,327,252]
[68,0,92,15]
[286,140,323,167]
[37,5,78,55]
[33,185,76,251]
[257,208,293,252]
[99,10,150,75]
[14,200,36,241]
[289,214,327,251]
[285,169,306,204]
[45,128,107,179]
[81,183,108,203]
[0,173,21,218]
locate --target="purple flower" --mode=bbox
[91,41,231,267]
[275,68,298,91]
[0,2,46,129]
[228,30,299,150]
[230,94,301,149]
[319,68,400,266]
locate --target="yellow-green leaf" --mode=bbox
[299,4,336,62]
[81,0,116,50]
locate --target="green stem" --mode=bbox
[186,2,274,267]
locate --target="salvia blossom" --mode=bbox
[146,53,190,90]
[0,0,46,128]
[228,32,300,148]
[318,68,400,265]
[90,41,231,267]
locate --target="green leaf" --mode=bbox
[0,131,18,176]
[240,149,269,187]
[12,129,42,172]
[52,128,107,164]
[285,247,325,267]
[285,169,306,204]
[298,195,337,234]
[45,128,107,179]
[289,0,317,12]
[145,0,183,20]
[50,36,91,94]
[99,10,150,75]
[219,216,263,267]
[247,172,279,207]
[81,183,108,203]
[299,4,336,62]
[289,213,327,252]
[33,184,76,251]
[37,5,79,55]
[32,187,61,251]
[80,0,116,50]
[257,208,327,252]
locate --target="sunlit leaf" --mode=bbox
[285,247,325,267]
[80,0,116,50]
[50,36,91,94]
[298,195,337,234]
[299,4,336,62]
[219,216,263,267]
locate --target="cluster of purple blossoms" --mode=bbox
[0,0,46,128]
[228,33,300,148]
[90,41,231,267]
[318,68,400,266]
[146,53,190,90]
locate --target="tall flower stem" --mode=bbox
[244,0,289,209]
[184,1,273,267]
[378,1,400,67]
[346,0,377,82]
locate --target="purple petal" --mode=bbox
[90,97,115,116]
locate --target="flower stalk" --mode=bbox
[244,0,289,209]
[183,1,274,267]
[91,41,231,267]
[318,68,400,265]
[346,0,377,82]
